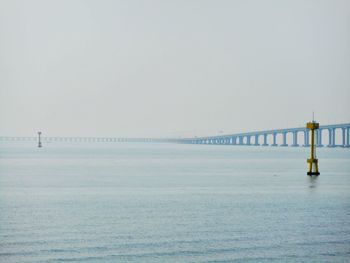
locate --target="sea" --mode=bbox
[0,142,349,263]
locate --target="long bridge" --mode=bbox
[180,123,350,148]
[0,123,349,148]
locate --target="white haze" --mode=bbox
[0,0,349,137]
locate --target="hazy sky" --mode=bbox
[1,0,349,137]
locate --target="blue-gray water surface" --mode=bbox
[0,142,350,263]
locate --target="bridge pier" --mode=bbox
[303,130,310,147]
[316,129,323,147]
[327,128,335,147]
[342,127,346,147]
[281,132,288,147]
[246,135,251,146]
[254,135,260,146]
[231,137,236,145]
[262,134,268,146]
[271,133,277,146]
[292,131,299,147]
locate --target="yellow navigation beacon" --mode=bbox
[306,121,320,176]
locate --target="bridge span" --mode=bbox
[179,123,350,148]
[0,123,349,147]
[0,137,175,144]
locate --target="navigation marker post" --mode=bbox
[38,131,42,148]
[306,119,320,176]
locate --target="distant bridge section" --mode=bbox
[179,123,350,148]
[0,137,177,143]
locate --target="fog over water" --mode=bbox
[0,0,349,137]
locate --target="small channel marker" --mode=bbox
[38,131,42,148]
[306,117,320,176]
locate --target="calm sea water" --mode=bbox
[0,142,349,263]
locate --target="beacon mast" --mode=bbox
[38,131,42,148]
[306,118,320,176]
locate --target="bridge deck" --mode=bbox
[0,123,349,147]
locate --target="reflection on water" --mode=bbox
[308,175,318,190]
